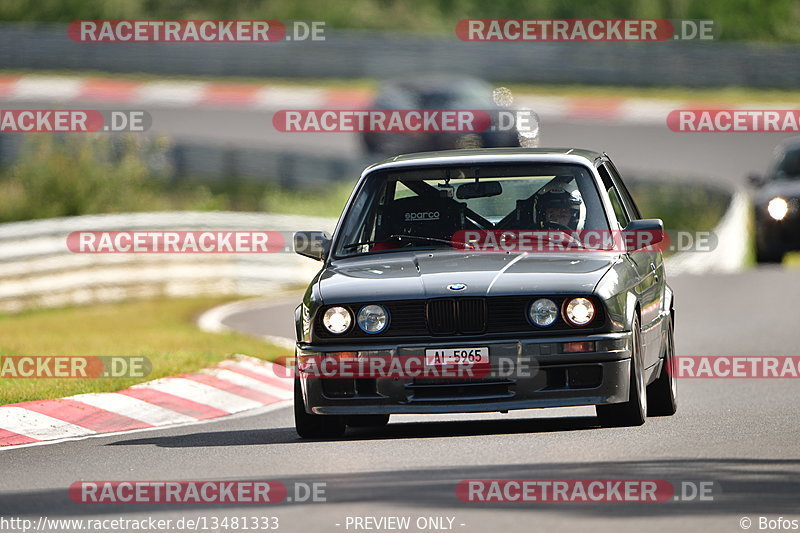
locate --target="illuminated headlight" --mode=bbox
[322,306,352,334]
[357,304,389,334]
[564,298,595,326]
[529,298,558,327]
[768,197,789,221]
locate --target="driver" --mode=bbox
[536,189,581,230]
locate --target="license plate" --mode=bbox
[425,347,489,366]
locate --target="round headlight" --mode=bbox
[564,298,595,326]
[529,298,558,327]
[357,304,389,334]
[768,197,789,221]
[322,306,352,334]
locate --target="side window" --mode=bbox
[599,165,630,229]
[607,187,630,229]
[604,162,642,219]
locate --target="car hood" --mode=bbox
[318,251,618,303]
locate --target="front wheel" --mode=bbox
[294,378,346,439]
[596,315,647,427]
[647,315,678,416]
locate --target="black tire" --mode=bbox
[346,414,391,428]
[596,314,647,427]
[647,315,678,416]
[294,378,346,439]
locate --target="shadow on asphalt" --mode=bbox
[2,457,800,518]
[3,417,799,518]
[106,415,602,447]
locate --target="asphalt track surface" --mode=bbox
[1,102,799,533]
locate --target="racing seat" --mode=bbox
[375,194,467,248]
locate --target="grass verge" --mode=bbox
[629,180,730,232]
[0,297,289,405]
[783,252,800,267]
[0,134,358,222]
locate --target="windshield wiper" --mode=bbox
[388,234,460,246]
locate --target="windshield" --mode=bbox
[774,147,800,180]
[334,163,609,258]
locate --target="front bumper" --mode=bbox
[297,332,631,415]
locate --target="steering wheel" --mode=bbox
[542,221,574,232]
[540,222,585,248]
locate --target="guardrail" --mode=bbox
[0,211,335,312]
[0,185,746,313]
[663,188,750,275]
[3,24,800,89]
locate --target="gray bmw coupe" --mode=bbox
[293,148,677,438]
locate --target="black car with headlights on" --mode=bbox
[750,137,800,263]
[293,148,677,438]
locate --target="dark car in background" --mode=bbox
[293,148,677,438]
[751,137,800,262]
[362,75,523,156]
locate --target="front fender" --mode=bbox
[296,272,324,344]
[594,256,639,332]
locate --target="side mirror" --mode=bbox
[294,231,331,261]
[623,219,665,252]
[747,173,765,188]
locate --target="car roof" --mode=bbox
[364,148,605,174]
